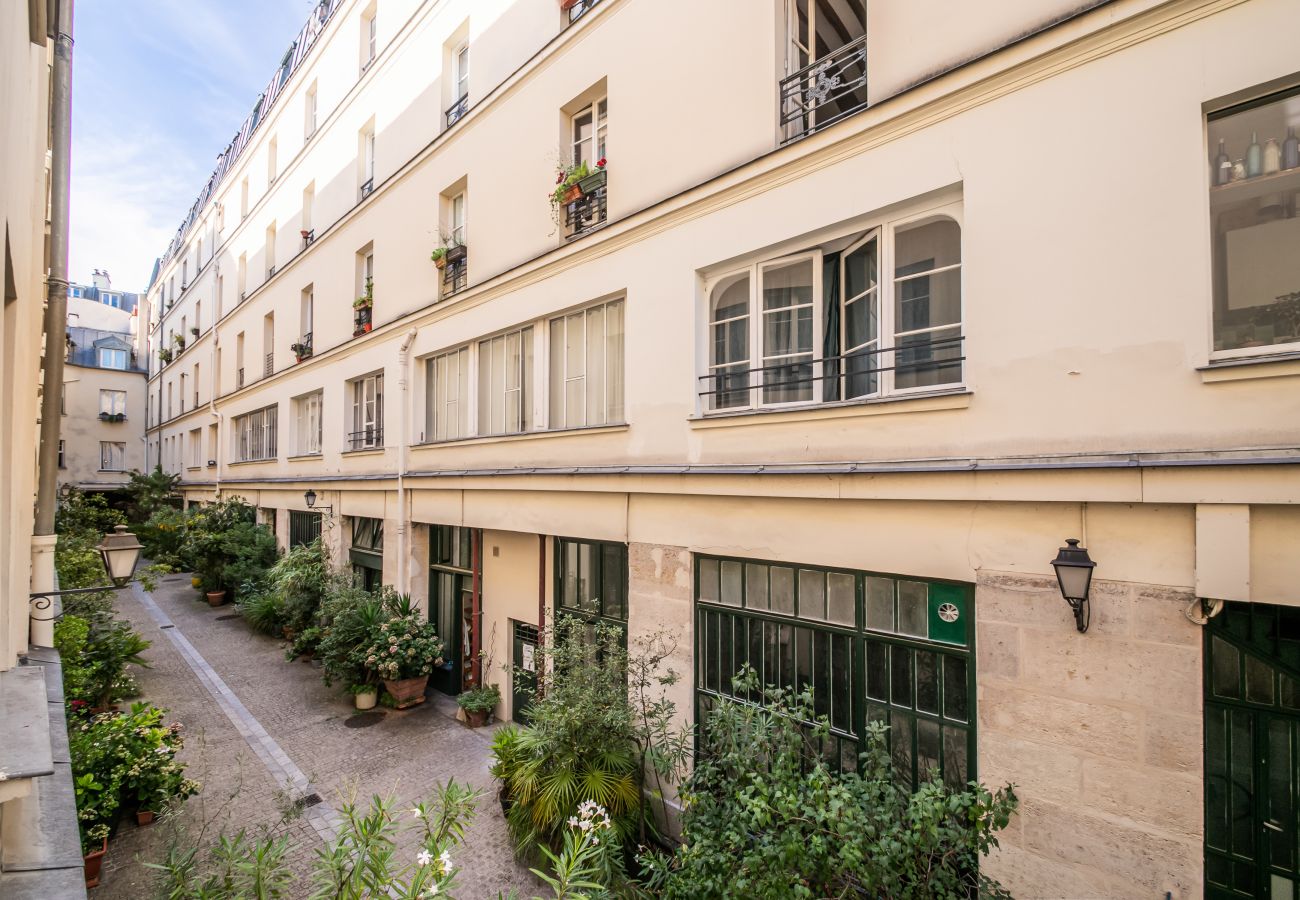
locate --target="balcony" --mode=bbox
[359,178,374,201]
[779,35,868,144]
[353,305,372,338]
[267,265,277,279]
[564,181,607,240]
[301,229,315,249]
[264,352,274,378]
[98,412,126,423]
[563,0,603,26]
[441,245,467,297]
[445,94,469,129]
[236,367,245,389]
[347,427,383,451]
[292,333,313,362]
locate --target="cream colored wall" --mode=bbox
[479,528,543,722]
[60,364,147,488]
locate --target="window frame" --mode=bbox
[453,42,469,101]
[231,404,279,462]
[99,441,126,472]
[547,298,625,429]
[97,347,127,370]
[99,389,127,416]
[349,371,385,449]
[554,536,629,632]
[476,326,534,437]
[570,97,608,170]
[294,390,323,456]
[425,347,470,443]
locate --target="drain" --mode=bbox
[214,614,239,621]
[292,792,323,811]
[344,711,385,729]
[160,624,175,630]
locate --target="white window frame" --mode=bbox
[699,200,963,414]
[294,391,323,455]
[100,389,126,416]
[571,97,608,169]
[449,193,466,247]
[99,441,126,471]
[232,405,278,462]
[189,428,203,468]
[454,42,469,101]
[305,83,318,138]
[477,326,533,436]
[547,298,625,429]
[425,347,470,443]
[362,10,377,70]
[97,347,127,370]
[364,130,375,183]
[350,372,384,449]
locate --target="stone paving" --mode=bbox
[97,572,539,899]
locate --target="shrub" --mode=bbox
[138,506,189,567]
[182,498,277,596]
[456,684,501,714]
[218,520,278,598]
[266,538,330,635]
[236,589,286,636]
[359,597,444,683]
[124,465,182,524]
[316,579,386,688]
[56,486,126,538]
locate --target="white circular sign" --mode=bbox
[937,602,960,623]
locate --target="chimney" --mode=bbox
[92,269,111,291]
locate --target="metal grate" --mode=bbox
[779,35,868,144]
[264,352,274,378]
[564,184,607,240]
[445,94,469,128]
[359,178,374,201]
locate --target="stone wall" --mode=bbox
[976,570,1203,898]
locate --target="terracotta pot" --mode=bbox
[382,675,429,709]
[136,810,156,826]
[354,689,377,710]
[84,837,108,888]
[434,256,447,270]
[362,322,372,333]
[562,183,583,204]
[464,708,489,728]
[206,590,226,607]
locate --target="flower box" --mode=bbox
[383,675,428,709]
[577,168,606,195]
[445,244,467,264]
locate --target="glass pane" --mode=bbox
[827,572,855,626]
[1205,707,1229,852]
[1207,88,1300,353]
[897,581,928,638]
[549,320,565,426]
[779,624,796,693]
[795,625,813,694]
[915,650,938,714]
[770,566,795,616]
[720,560,743,607]
[704,610,718,692]
[1245,653,1275,705]
[942,726,968,788]
[866,576,894,632]
[890,645,912,706]
[745,563,769,610]
[732,618,749,693]
[890,711,914,791]
[578,542,596,612]
[601,545,624,621]
[1282,673,1300,711]
[761,259,814,404]
[844,235,878,302]
[798,569,826,620]
[763,620,779,688]
[894,321,962,390]
[698,558,719,604]
[811,629,829,718]
[831,633,851,733]
[562,541,578,608]
[586,305,606,425]
[1267,718,1295,869]
[943,655,969,723]
[605,301,624,423]
[1211,636,1242,699]
[866,640,888,701]
[1230,708,1255,856]
[917,718,941,782]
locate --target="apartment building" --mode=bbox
[143,0,1300,893]
[69,269,142,315]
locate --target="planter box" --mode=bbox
[577,169,607,195]
[561,183,583,204]
[445,244,467,264]
[383,675,428,709]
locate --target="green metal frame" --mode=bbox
[693,552,977,786]
[552,536,629,637]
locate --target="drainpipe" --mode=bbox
[396,326,418,595]
[34,0,76,540]
[208,262,223,501]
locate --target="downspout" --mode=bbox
[34,0,76,540]
[396,326,418,595]
[208,260,223,499]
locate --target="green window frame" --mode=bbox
[288,510,321,548]
[695,554,976,788]
[554,537,628,631]
[349,516,384,591]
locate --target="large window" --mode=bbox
[99,389,127,416]
[548,299,624,429]
[429,525,478,696]
[425,348,469,442]
[99,441,126,471]
[702,206,962,412]
[289,510,322,548]
[294,391,323,455]
[349,517,384,592]
[1208,87,1300,356]
[233,405,278,461]
[695,555,973,788]
[555,537,628,630]
[349,372,384,449]
[97,347,127,370]
[477,327,533,436]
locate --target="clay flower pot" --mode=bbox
[83,837,108,888]
[562,183,583,204]
[382,675,429,709]
[206,590,227,607]
[136,810,156,826]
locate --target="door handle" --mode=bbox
[1263,820,1284,833]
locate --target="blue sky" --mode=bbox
[70,1,314,292]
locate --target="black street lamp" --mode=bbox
[303,489,332,515]
[1050,538,1096,633]
[97,524,143,588]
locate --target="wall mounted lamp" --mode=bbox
[303,489,332,515]
[1050,538,1095,633]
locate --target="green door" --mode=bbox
[512,621,538,725]
[1204,601,1300,899]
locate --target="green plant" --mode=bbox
[57,613,151,708]
[531,800,621,900]
[316,580,386,688]
[551,161,591,207]
[352,277,374,310]
[643,669,1018,899]
[456,683,501,714]
[125,465,182,523]
[429,246,447,264]
[347,683,378,696]
[359,597,444,682]
[286,625,323,661]
[219,520,279,598]
[146,830,295,899]
[137,506,189,566]
[237,589,286,635]
[56,485,127,537]
[182,497,277,596]
[267,538,330,634]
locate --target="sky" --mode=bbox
[69,1,315,293]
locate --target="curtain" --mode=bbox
[822,251,841,403]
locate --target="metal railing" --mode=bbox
[564,0,603,26]
[442,256,467,296]
[267,265,277,279]
[359,178,374,200]
[779,35,868,144]
[301,229,315,249]
[697,333,964,408]
[445,94,469,128]
[347,428,383,451]
[564,184,607,239]
[236,367,245,389]
[264,353,274,378]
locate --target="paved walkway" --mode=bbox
[98,573,538,899]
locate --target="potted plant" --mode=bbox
[190,326,200,338]
[551,161,590,210]
[360,601,444,709]
[457,684,500,728]
[291,340,312,362]
[157,348,173,363]
[300,229,311,241]
[353,278,374,336]
[350,682,379,710]
[430,247,448,270]
[82,824,110,888]
[577,157,607,194]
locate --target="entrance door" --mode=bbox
[1204,601,1300,898]
[512,621,539,725]
[429,570,466,696]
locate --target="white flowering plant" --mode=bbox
[360,609,445,682]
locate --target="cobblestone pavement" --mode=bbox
[97,572,539,899]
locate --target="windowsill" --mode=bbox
[97,469,127,474]
[689,388,972,428]
[288,452,324,461]
[228,457,277,466]
[186,466,202,471]
[1199,350,1300,384]
[412,423,628,449]
[342,446,387,457]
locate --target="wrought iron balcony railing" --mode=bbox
[347,428,383,451]
[564,184,607,240]
[445,94,469,128]
[779,35,868,144]
[236,367,245,389]
[264,352,274,378]
[564,0,603,26]
[442,247,467,297]
[360,178,374,201]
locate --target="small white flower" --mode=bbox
[567,816,579,828]
[422,886,440,898]
[438,849,452,874]
[416,849,433,867]
[412,807,424,819]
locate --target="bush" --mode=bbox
[358,597,445,683]
[266,538,330,636]
[138,506,188,567]
[124,466,181,524]
[316,579,386,688]
[55,613,150,708]
[236,589,286,636]
[646,670,1018,899]
[56,486,126,538]
[182,498,277,596]
[219,520,278,598]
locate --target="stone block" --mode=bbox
[977,571,1068,628]
[976,620,1020,679]
[1082,758,1201,836]
[979,682,1143,762]
[1142,709,1202,773]
[1019,630,1200,711]
[1085,579,1134,638]
[1131,585,1200,646]
[984,841,1153,900]
[629,542,691,598]
[979,730,1084,803]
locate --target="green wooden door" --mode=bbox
[1204,602,1300,899]
[512,621,538,725]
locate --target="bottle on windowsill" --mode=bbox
[1284,126,1300,171]
[1246,131,1263,178]
[1215,138,1231,186]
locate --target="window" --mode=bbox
[236,332,246,388]
[266,222,277,276]
[294,391,323,455]
[425,347,469,442]
[454,43,469,100]
[240,177,250,220]
[571,97,607,171]
[360,128,376,197]
[350,517,384,591]
[267,136,278,185]
[555,537,627,629]
[361,8,377,71]
[1208,86,1300,356]
[780,0,867,143]
[701,206,962,412]
[305,82,318,138]
[263,312,275,377]
[98,347,127,369]
[548,299,625,428]
[58,440,65,468]
[349,372,384,450]
[289,510,322,548]
[302,183,315,239]
[105,293,121,308]
[300,285,314,346]
[100,389,127,416]
[450,193,466,247]
[189,428,202,467]
[233,405,278,461]
[696,555,973,787]
[565,0,604,26]
[477,327,533,436]
[99,441,126,471]
[565,97,608,237]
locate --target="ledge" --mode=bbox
[227,457,277,467]
[412,423,628,450]
[341,446,387,457]
[1199,351,1300,384]
[0,668,54,783]
[689,390,971,430]
[287,452,324,461]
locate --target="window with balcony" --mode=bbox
[99,389,127,418]
[548,298,624,429]
[446,42,469,127]
[58,440,65,469]
[780,0,867,143]
[349,372,384,450]
[425,347,469,442]
[294,390,323,455]
[1209,86,1300,357]
[360,7,377,72]
[305,81,318,138]
[564,97,608,239]
[267,136,278,185]
[563,0,604,27]
[701,204,963,413]
[233,405,278,462]
[354,248,374,336]
[240,176,250,220]
[302,182,315,247]
[236,331,246,389]
[360,126,376,200]
[263,312,275,377]
[99,441,126,471]
[298,286,314,359]
[441,191,468,296]
[477,327,533,436]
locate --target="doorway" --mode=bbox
[1204,601,1300,898]
[512,621,539,725]
[429,525,478,696]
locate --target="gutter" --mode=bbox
[396,327,419,594]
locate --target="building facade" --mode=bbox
[62,294,148,492]
[68,269,141,315]
[143,0,1300,894]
